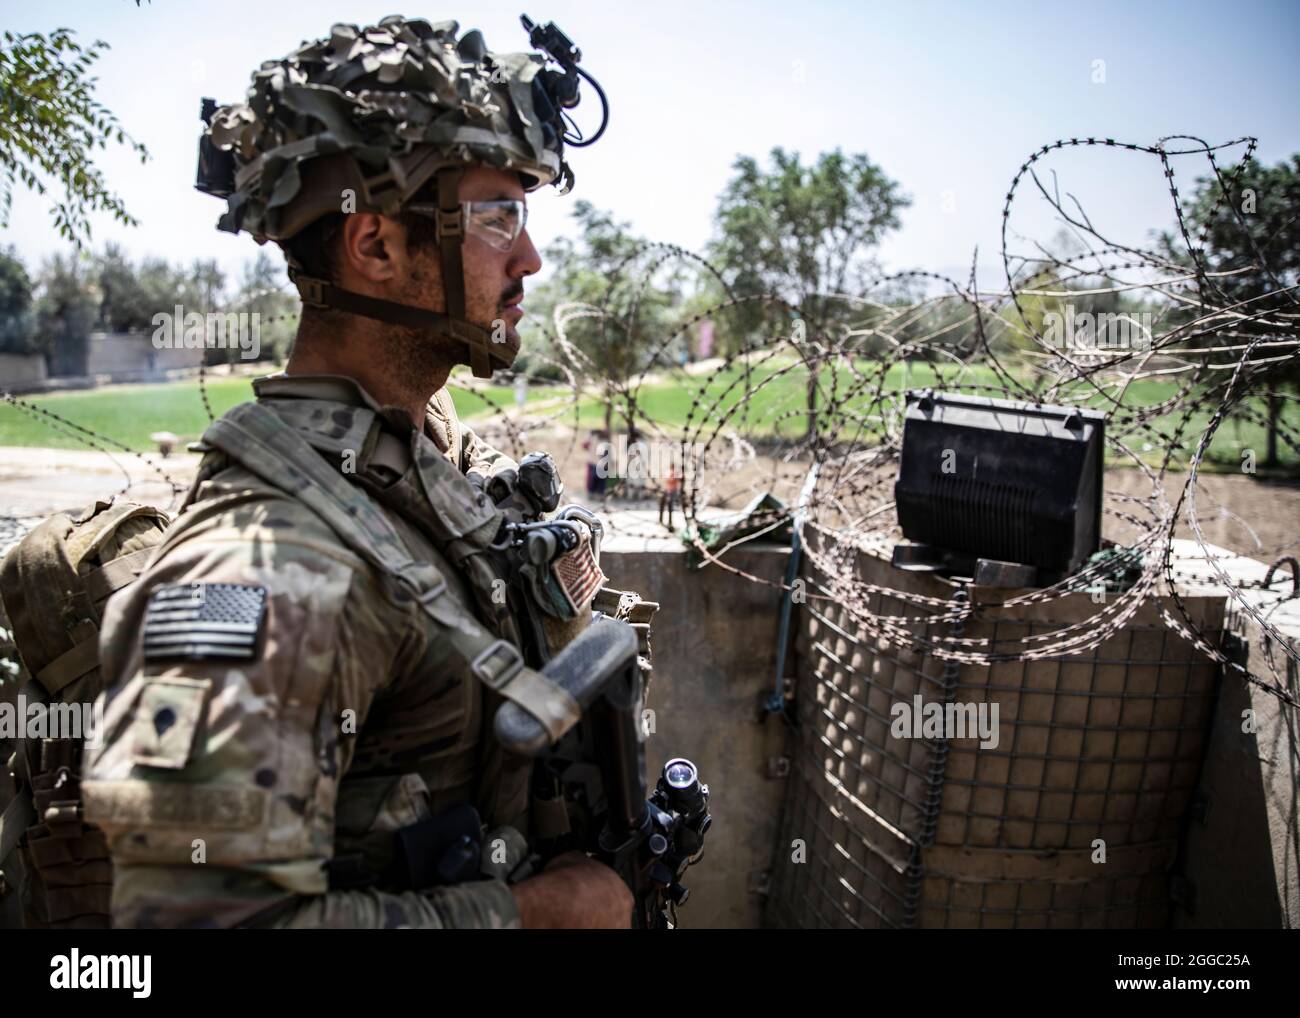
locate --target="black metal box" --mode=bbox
[893,391,1105,584]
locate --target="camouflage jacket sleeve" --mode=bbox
[460,421,517,481]
[426,386,517,483]
[83,495,520,929]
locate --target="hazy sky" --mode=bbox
[2,0,1297,293]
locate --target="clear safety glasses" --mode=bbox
[405,199,529,252]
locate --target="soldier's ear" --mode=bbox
[337,213,403,284]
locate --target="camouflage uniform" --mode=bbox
[82,15,613,928]
[83,374,539,928]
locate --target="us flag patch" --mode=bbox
[143,583,267,662]
[553,538,605,614]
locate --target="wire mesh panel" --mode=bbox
[764,537,1224,929]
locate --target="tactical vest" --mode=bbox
[191,393,615,888]
[185,395,585,743]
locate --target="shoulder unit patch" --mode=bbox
[142,582,268,662]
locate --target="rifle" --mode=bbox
[496,616,711,929]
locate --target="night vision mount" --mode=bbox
[519,14,610,149]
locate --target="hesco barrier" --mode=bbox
[765,529,1225,929]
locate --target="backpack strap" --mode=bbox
[0,788,36,877]
[82,547,157,604]
[31,638,100,700]
[200,401,581,744]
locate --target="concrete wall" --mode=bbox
[86,331,203,379]
[600,533,792,928]
[2,334,208,393]
[0,352,46,391]
[1172,549,1300,928]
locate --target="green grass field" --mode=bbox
[0,377,529,452]
[564,359,1297,473]
[1,362,1294,474]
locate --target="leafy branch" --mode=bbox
[0,27,150,248]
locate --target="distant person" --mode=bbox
[658,464,682,528]
[625,438,648,501]
[584,429,609,497]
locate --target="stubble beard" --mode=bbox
[384,251,521,383]
[383,253,471,387]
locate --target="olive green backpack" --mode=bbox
[0,498,169,928]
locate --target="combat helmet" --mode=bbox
[194,14,608,377]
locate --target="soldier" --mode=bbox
[82,16,633,928]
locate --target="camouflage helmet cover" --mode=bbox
[206,15,572,243]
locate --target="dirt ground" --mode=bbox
[1,427,1296,565]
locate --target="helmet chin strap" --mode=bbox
[289,166,511,380]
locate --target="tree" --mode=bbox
[231,252,297,363]
[94,243,152,331]
[0,246,34,354]
[709,147,910,435]
[528,200,686,435]
[189,259,225,310]
[33,252,96,375]
[139,256,201,317]
[1160,155,1300,467]
[186,258,228,365]
[0,28,149,247]
[92,246,217,334]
